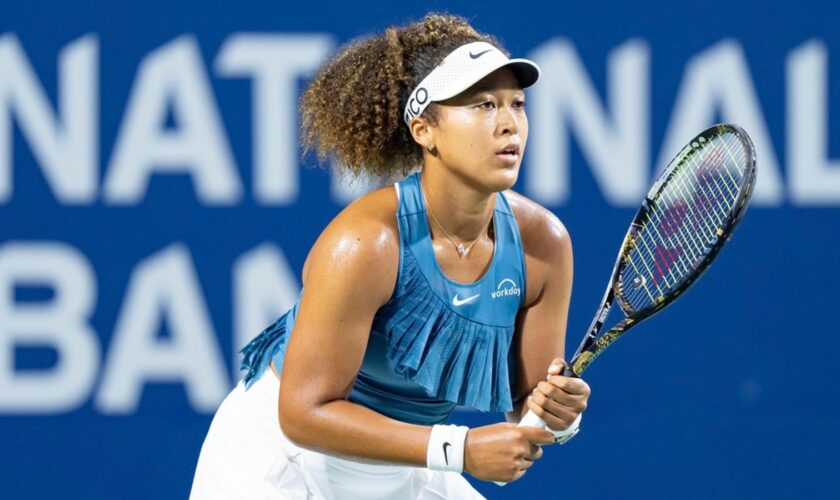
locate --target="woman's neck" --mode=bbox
[419,167,496,243]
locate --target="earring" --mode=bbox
[427,144,436,153]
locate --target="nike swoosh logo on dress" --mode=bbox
[452,294,480,306]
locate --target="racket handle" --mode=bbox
[518,410,547,429]
[493,411,547,486]
[495,365,579,486]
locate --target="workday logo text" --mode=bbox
[491,278,521,299]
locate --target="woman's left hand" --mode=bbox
[525,357,591,432]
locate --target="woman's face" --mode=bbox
[428,67,528,193]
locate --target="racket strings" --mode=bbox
[627,154,735,300]
[627,143,734,292]
[681,139,741,222]
[619,131,748,312]
[625,134,745,301]
[624,176,715,304]
[671,135,742,230]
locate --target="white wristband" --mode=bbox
[550,413,582,444]
[426,424,469,472]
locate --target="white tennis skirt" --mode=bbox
[190,371,484,499]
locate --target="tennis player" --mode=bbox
[190,13,590,499]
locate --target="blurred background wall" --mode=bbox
[2,1,839,498]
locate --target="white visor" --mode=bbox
[403,41,541,126]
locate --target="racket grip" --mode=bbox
[495,366,578,486]
[493,411,548,486]
[518,410,547,429]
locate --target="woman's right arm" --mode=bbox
[279,196,433,465]
[278,191,553,481]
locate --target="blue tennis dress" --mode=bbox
[240,172,527,426]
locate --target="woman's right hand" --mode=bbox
[463,423,555,482]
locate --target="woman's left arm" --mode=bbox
[505,203,590,431]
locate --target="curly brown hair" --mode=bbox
[300,13,506,178]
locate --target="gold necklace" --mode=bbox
[421,186,494,258]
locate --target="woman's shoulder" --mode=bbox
[302,185,400,283]
[332,185,400,237]
[503,189,571,263]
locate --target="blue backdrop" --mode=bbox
[2,1,839,498]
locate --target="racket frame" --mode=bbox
[565,123,756,377]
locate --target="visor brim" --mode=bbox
[432,59,541,102]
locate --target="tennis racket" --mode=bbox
[520,123,756,433]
